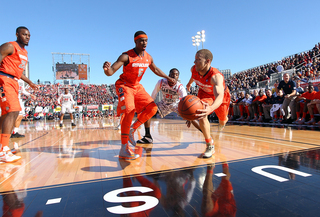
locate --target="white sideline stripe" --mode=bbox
[46,198,61,205]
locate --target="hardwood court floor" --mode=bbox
[0,118,319,216]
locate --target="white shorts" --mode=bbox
[156,101,178,118]
[19,99,25,116]
[61,104,73,114]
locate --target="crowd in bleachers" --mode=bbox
[226,43,320,92]
[228,80,320,125]
[24,83,118,109]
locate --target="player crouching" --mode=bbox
[186,49,230,158]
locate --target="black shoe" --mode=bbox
[10,133,25,138]
[137,136,153,144]
[60,123,63,127]
[71,123,76,126]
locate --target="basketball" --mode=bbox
[178,95,203,121]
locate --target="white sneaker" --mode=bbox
[0,149,21,163]
[201,145,215,158]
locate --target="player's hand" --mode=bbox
[103,61,111,71]
[186,120,191,128]
[186,83,191,92]
[195,101,212,119]
[30,94,36,100]
[29,83,39,90]
[167,77,176,86]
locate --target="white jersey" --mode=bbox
[18,79,30,100]
[58,93,75,105]
[151,79,187,105]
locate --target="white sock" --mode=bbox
[60,120,63,124]
[14,128,19,133]
[71,120,74,123]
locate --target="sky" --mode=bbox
[1,0,320,94]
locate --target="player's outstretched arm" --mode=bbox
[103,54,128,76]
[186,78,194,92]
[149,56,176,85]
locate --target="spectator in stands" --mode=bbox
[262,89,274,122]
[235,92,245,120]
[271,90,285,123]
[276,63,284,73]
[242,92,253,121]
[295,84,316,124]
[293,85,309,124]
[275,73,297,122]
[295,80,304,95]
[250,89,267,122]
[306,83,320,125]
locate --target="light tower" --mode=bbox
[192,30,205,51]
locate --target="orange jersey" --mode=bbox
[191,66,230,104]
[253,95,267,102]
[118,49,152,86]
[301,91,317,100]
[312,91,320,100]
[0,41,28,79]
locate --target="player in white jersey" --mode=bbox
[11,79,36,139]
[137,68,201,144]
[58,88,76,127]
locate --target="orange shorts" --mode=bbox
[198,89,230,122]
[0,76,21,115]
[115,80,154,116]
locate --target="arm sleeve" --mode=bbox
[57,94,62,104]
[151,80,162,100]
[21,85,31,97]
[178,84,188,99]
[70,94,75,104]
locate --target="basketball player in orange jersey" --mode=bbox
[0,26,38,162]
[186,49,230,158]
[103,31,176,160]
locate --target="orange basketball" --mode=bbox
[178,95,203,121]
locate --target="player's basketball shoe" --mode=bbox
[201,139,215,158]
[0,146,21,163]
[137,136,153,144]
[71,123,76,127]
[119,143,139,160]
[11,133,25,138]
[60,123,63,127]
[128,128,136,146]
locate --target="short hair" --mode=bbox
[16,26,28,34]
[197,49,213,62]
[134,31,147,38]
[169,68,179,75]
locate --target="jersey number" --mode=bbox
[138,68,144,77]
[165,94,172,99]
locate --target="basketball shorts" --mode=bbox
[157,101,178,118]
[19,99,25,115]
[115,81,154,116]
[198,89,231,122]
[0,76,21,115]
[61,104,73,114]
